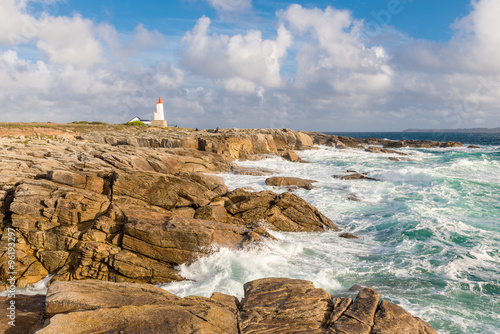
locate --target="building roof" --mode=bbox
[128,116,151,123]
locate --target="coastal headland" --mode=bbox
[0,123,454,333]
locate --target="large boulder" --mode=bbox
[122,216,270,265]
[225,189,337,232]
[112,170,219,209]
[239,277,332,333]
[265,176,316,190]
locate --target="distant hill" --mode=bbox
[403,127,500,133]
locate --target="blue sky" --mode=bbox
[50,0,472,42]
[1,0,499,131]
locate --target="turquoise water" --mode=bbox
[161,133,500,334]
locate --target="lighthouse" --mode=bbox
[151,97,167,128]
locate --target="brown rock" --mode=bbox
[339,232,359,239]
[232,166,273,176]
[106,250,183,284]
[280,150,307,163]
[265,176,316,190]
[225,189,338,232]
[21,276,437,334]
[366,146,383,153]
[372,300,438,334]
[330,288,381,334]
[195,205,229,222]
[10,179,110,230]
[39,279,239,334]
[122,216,269,265]
[240,278,332,333]
[439,141,462,148]
[326,297,353,326]
[37,250,69,273]
[468,145,480,149]
[45,280,180,315]
[113,170,219,209]
[337,173,378,181]
[0,295,45,334]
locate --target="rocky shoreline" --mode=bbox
[1,278,436,333]
[0,124,455,332]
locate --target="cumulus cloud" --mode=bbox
[282,4,393,100]
[180,15,292,93]
[1,0,500,131]
[36,15,103,68]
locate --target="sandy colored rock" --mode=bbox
[372,300,438,334]
[122,216,268,264]
[281,150,305,162]
[113,170,218,209]
[25,277,436,334]
[225,189,337,232]
[265,176,316,190]
[330,288,381,334]
[45,280,180,315]
[239,277,332,334]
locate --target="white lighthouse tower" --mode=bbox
[151,97,167,128]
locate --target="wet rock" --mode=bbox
[232,166,273,176]
[280,150,308,163]
[0,295,45,334]
[225,189,338,232]
[468,145,480,149]
[439,141,462,148]
[339,232,359,239]
[372,300,438,334]
[334,173,378,181]
[347,194,360,201]
[265,176,316,190]
[122,216,270,265]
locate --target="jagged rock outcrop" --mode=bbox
[22,278,436,334]
[333,171,378,181]
[89,128,315,160]
[0,125,463,295]
[224,189,336,232]
[304,132,462,150]
[0,130,334,290]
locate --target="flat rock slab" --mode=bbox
[239,277,333,334]
[265,176,317,190]
[45,280,180,315]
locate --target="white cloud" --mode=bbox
[206,0,251,13]
[36,15,103,68]
[0,0,39,45]
[1,0,500,131]
[281,4,394,107]
[180,16,292,92]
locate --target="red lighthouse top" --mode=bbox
[156,97,163,104]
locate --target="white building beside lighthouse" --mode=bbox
[151,97,167,128]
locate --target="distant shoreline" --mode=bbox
[403,127,500,133]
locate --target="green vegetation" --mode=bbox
[125,120,148,126]
[70,121,108,125]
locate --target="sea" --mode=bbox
[161,132,500,334]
